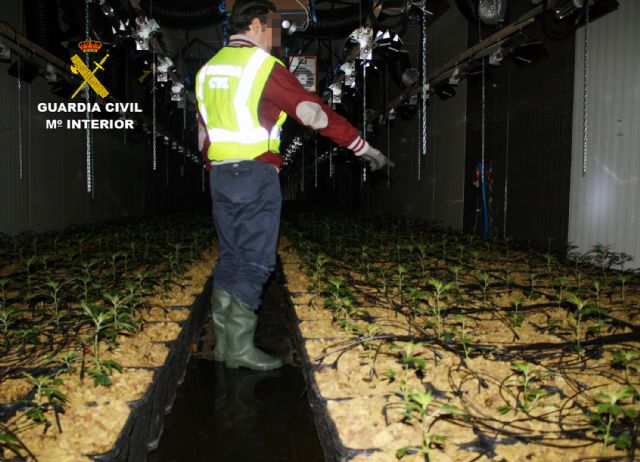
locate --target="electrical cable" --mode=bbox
[17,59,23,182]
[296,0,311,31]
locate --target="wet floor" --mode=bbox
[148,276,324,462]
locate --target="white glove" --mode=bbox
[358,146,395,171]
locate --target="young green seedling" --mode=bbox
[543,252,555,277]
[24,255,38,303]
[22,372,67,429]
[311,254,329,290]
[617,273,631,305]
[397,264,407,306]
[44,280,64,325]
[450,265,462,296]
[395,389,463,459]
[416,244,428,279]
[612,350,640,385]
[528,272,538,299]
[456,314,473,360]
[475,271,491,303]
[592,280,603,311]
[509,361,549,414]
[592,243,613,278]
[82,303,123,386]
[428,278,453,339]
[554,276,567,308]
[0,305,19,344]
[510,298,524,328]
[586,385,638,454]
[503,267,512,293]
[564,292,594,351]
[0,277,8,306]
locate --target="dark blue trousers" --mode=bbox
[210,161,282,311]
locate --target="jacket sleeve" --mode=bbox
[197,112,212,171]
[263,63,370,155]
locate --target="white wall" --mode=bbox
[568,0,640,266]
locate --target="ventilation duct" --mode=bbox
[455,0,507,25]
[139,0,224,29]
[478,0,507,25]
[295,2,372,38]
[23,0,64,57]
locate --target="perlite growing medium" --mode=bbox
[280,210,639,461]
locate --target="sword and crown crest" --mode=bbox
[70,37,110,99]
[78,38,103,53]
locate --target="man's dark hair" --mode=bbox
[229,0,277,35]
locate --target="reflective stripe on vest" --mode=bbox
[196,47,287,161]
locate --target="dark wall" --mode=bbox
[463,3,576,242]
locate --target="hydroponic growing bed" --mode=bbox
[0,213,216,461]
[280,211,639,462]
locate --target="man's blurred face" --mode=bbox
[262,11,281,51]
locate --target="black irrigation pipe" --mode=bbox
[287,283,638,366]
[447,370,601,450]
[284,230,640,456]
[0,282,211,462]
[277,260,383,462]
[0,422,38,462]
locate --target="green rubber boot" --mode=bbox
[224,295,283,371]
[211,288,233,362]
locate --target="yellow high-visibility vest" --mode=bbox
[196,46,287,161]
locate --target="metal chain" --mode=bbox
[582,1,590,177]
[85,0,94,197]
[421,0,427,160]
[503,116,509,239]
[480,21,486,209]
[362,62,367,184]
[329,141,333,179]
[150,0,157,171]
[85,0,89,39]
[17,59,24,181]
[314,132,318,188]
[386,64,390,189]
[301,143,305,192]
[417,90,421,181]
[152,53,157,171]
[387,116,391,189]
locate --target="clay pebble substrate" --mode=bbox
[278,236,639,461]
[1,247,218,461]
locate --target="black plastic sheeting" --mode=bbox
[90,278,212,462]
[278,264,381,462]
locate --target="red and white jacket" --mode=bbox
[198,34,369,171]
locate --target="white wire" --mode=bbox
[295,0,311,31]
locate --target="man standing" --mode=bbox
[196,0,392,370]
